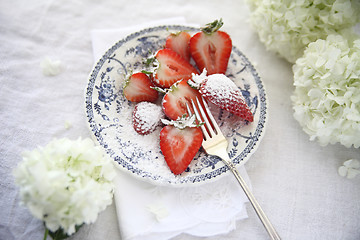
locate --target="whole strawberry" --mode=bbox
[190,19,232,75]
[133,102,164,135]
[189,70,253,122]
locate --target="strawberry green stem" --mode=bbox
[201,19,224,35]
[152,86,167,94]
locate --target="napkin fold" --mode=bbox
[91,17,251,240]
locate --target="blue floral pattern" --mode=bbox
[85,25,267,186]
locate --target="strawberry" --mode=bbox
[133,102,164,135]
[165,31,191,62]
[198,73,253,122]
[160,116,203,175]
[162,79,203,120]
[153,48,198,88]
[189,19,232,75]
[123,72,158,102]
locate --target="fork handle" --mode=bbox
[225,160,281,240]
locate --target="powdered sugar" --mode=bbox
[108,71,251,181]
[133,102,164,135]
[161,115,199,129]
[200,74,242,101]
[100,101,173,179]
[86,25,267,185]
[197,73,253,122]
[190,70,244,103]
[188,69,208,89]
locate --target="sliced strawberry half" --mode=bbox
[153,48,198,88]
[199,74,253,122]
[165,31,191,62]
[133,102,164,135]
[190,19,232,75]
[162,79,203,120]
[123,72,158,102]
[160,124,203,175]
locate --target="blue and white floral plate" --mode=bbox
[85,25,267,186]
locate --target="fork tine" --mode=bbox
[195,96,222,135]
[188,100,280,239]
[186,101,210,140]
[192,98,216,138]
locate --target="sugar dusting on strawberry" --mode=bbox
[133,102,164,135]
[121,19,254,176]
[190,69,254,122]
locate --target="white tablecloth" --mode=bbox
[1,1,359,240]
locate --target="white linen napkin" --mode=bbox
[91,17,251,240]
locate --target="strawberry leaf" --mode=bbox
[161,114,203,129]
[201,19,224,35]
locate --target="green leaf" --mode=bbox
[48,228,68,240]
[44,223,83,240]
[141,70,153,75]
[201,19,224,35]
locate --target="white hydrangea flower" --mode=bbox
[338,159,360,178]
[246,0,360,63]
[13,137,116,236]
[291,34,360,148]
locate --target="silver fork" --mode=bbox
[187,96,281,240]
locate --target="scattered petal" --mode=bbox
[40,57,64,76]
[338,166,348,177]
[64,120,72,129]
[346,168,360,179]
[343,159,360,169]
[147,203,169,222]
[338,159,360,179]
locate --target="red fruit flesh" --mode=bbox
[160,125,203,175]
[162,79,203,120]
[154,49,198,88]
[123,72,158,102]
[190,31,232,75]
[165,31,191,62]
